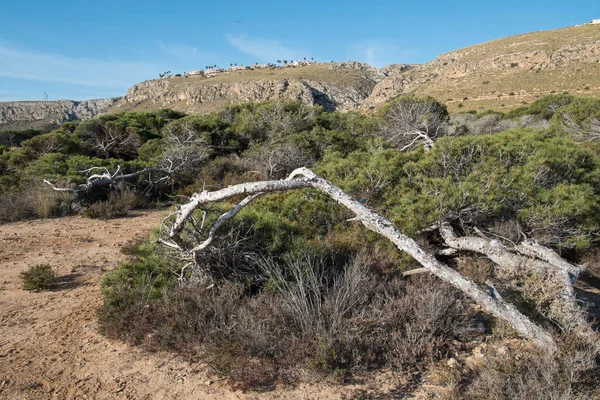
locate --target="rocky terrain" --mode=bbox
[1,23,599,130]
[362,23,600,111]
[0,98,119,131]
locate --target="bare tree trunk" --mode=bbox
[439,223,593,339]
[162,167,557,350]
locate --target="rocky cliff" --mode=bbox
[112,63,379,114]
[0,98,119,131]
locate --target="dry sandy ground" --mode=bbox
[0,211,406,400]
[3,211,597,399]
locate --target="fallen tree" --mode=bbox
[153,166,598,351]
[439,223,593,339]
[44,165,173,205]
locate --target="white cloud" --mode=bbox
[0,45,162,90]
[226,34,304,62]
[347,40,419,67]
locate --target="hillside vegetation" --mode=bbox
[3,95,600,396]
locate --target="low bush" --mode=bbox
[20,264,56,291]
[99,247,483,388]
[83,185,140,219]
[462,335,600,399]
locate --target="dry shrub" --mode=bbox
[228,358,278,392]
[463,335,600,400]
[488,220,523,245]
[457,255,494,285]
[83,185,140,219]
[99,251,482,391]
[0,184,71,222]
[32,184,72,218]
[0,193,34,222]
[383,275,478,372]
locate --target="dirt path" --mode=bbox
[0,212,370,400]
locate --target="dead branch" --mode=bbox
[402,267,430,277]
[515,240,587,279]
[439,223,594,338]
[162,167,557,350]
[44,165,173,203]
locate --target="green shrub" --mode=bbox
[20,264,56,291]
[507,94,574,119]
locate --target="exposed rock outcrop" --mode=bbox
[2,23,599,129]
[0,98,119,131]
[328,61,387,81]
[114,77,374,113]
[362,24,600,110]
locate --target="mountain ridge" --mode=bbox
[1,23,599,131]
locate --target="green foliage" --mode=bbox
[4,98,600,253]
[136,138,164,164]
[550,97,600,137]
[398,129,600,246]
[87,97,600,389]
[0,129,44,147]
[100,239,178,309]
[20,264,56,291]
[507,94,575,119]
[225,100,321,144]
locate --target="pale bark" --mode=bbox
[439,223,593,338]
[515,240,587,279]
[44,165,173,203]
[163,167,557,350]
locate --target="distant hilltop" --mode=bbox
[183,60,318,78]
[0,99,118,131]
[1,22,599,131]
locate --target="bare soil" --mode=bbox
[0,211,402,400]
[2,211,598,399]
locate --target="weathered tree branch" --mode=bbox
[163,167,557,350]
[44,166,174,203]
[439,222,594,338]
[515,240,587,279]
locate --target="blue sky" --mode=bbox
[1,0,598,101]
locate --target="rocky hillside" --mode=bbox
[111,62,383,114]
[363,23,600,112]
[0,98,118,131]
[1,23,599,130]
